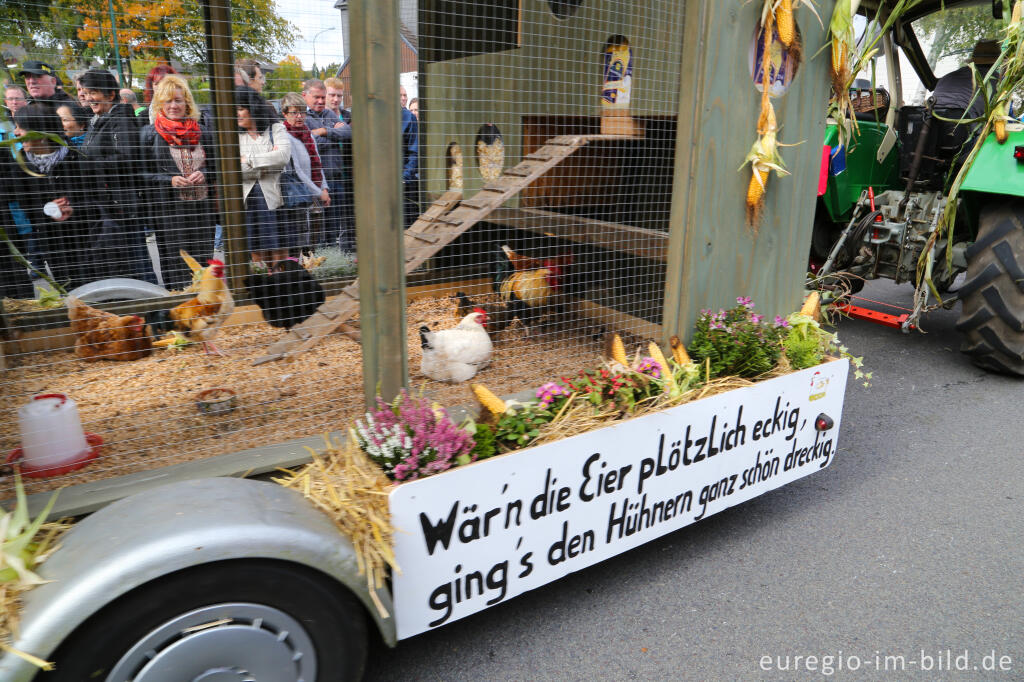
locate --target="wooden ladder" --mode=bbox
[252,135,593,365]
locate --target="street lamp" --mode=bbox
[311,26,337,78]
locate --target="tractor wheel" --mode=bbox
[955,200,1024,375]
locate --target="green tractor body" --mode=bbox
[812,0,1024,374]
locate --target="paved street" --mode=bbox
[366,280,1022,680]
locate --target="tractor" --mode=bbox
[811,0,1024,374]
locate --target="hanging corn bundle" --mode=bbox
[742,0,819,228]
[990,2,1024,145]
[742,99,790,228]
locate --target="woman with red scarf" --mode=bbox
[279,92,330,252]
[139,75,217,288]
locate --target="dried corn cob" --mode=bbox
[669,335,691,365]
[647,342,670,375]
[993,102,1008,144]
[472,383,506,416]
[776,0,795,47]
[800,291,821,320]
[608,334,629,367]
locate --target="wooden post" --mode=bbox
[350,0,408,407]
[662,0,709,344]
[663,1,831,341]
[202,0,247,295]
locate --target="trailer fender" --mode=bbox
[0,477,395,681]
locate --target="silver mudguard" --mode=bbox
[0,477,396,681]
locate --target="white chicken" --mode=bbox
[419,311,493,383]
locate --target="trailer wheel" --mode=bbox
[956,200,1024,375]
[43,560,367,682]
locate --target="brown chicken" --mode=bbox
[66,296,153,361]
[494,244,573,331]
[153,252,235,355]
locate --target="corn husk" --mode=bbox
[472,383,507,416]
[776,0,795,47]
[669,335,692,365]
[607,334,629,367]
[274,435,397,619]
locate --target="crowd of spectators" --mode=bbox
[1,57,419,299]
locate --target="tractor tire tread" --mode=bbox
[964,219,1016,260]
[957,202,1024,375]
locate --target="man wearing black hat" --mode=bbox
[19,60,73,110]
[76,68,154,282]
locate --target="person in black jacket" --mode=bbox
[78,68,154,283]
[18,61,74,112]
[11,104,95,289]
[138,75,218,289]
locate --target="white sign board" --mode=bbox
[390,359,849,639]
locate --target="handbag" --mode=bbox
[280,166,316,208]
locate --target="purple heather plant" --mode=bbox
[355,391,475,482]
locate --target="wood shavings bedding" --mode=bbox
[1,296,604,496]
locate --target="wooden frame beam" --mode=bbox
[350,0,407,405]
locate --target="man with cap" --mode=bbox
[19,60,73,110]
[931,39,1001,121]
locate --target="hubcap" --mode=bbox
[107,603,316,682]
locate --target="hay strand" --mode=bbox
[274,434,397,618]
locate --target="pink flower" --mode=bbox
[636,357,662,378]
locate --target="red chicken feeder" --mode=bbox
[7,433,103,478]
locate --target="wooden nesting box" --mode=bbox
[418,0,833,338]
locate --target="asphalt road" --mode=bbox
[365,280,1022,681]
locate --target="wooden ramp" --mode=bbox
[253,134,603,365]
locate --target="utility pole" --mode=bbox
[107,0,126,86]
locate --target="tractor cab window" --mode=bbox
[907,3,1003,103]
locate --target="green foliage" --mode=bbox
[913,5,1003,71]
[689,298,785,378]
[462,421,497,463]
[7,0,295,73]
[784,312,872,386]
[783,327,824,370]
[309,246,357,281]
[494,404,557,450]
[264,55,307,100]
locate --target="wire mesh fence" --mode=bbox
[1,0,685,496]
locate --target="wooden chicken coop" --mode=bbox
[0,0,833,509]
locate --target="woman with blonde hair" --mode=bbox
[138,74,218,288]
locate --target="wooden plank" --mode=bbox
[487,207,669,262]
[351,0,406,404]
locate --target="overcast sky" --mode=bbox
[276,0,346,69]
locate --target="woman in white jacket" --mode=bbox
[279,92,330,252]
[235,87,291,263]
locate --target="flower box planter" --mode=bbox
[389,357,848,638]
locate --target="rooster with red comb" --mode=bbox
[153,251,235,355]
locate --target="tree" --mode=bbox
[914,5,1002,70]
[264,55,307,100]
[27,0,295,78]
